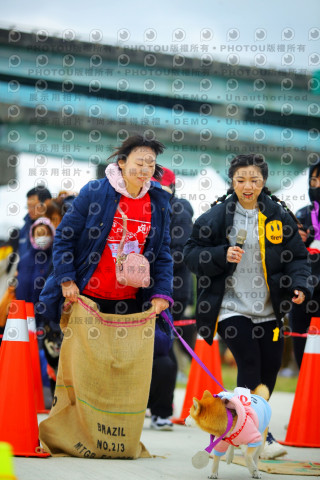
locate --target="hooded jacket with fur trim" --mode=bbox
[16,217,55,305]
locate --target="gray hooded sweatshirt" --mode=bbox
[219,202,276,324]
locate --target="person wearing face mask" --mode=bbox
[18,186,52,258]
[15,217,55,307]
[289,160,320,368]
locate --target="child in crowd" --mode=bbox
[15,217,55,306]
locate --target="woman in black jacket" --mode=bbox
[184,154,312,459]
[290,159,320,367]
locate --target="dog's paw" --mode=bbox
[208,475,218,479]
[252,470,261,479]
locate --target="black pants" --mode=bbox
[83,295,141,315]
[148,349,178,418]
[172,308,197,360]
[218,316,284,395]
[289,298,320,368]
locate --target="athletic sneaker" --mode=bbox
[260,431,287,459]
[150,415,173,431]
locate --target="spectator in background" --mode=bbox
[0,228,20,343]
[290,159,320,367]
[0,227,19,298]
[18,186,52,258]
[16,216,55,404]
[45,191,77,229]
[159,168,194,326]
[159,168,196,377]
[16,217,55,306]
[147,168,194,430]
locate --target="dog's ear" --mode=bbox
[202,390,212,399]
[192,398,201,416]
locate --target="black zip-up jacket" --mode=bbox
[183,191,312,345]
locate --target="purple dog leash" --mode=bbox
[160,311,226,392]
[205,407,234,453]
[191,408,234,469]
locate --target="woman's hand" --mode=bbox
[227,246,245,263]
[151,298,170,314]
[61,280,79,303]
[292,289,306,305]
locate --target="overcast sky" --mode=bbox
[1,0,319,72]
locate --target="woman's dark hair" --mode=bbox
[45,198,64,219]
[310,162,320,181]
[107,134,165,181]
[212,154,269,205]
[228,154,269,183]
[211,153,299,225]
[27,186,52,203]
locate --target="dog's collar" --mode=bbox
[204,409,234,454]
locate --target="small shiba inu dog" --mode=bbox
[186,385,271,479]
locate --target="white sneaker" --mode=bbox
[150,415,173,431]
[260,432,287,459]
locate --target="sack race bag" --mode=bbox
[39,295,156,459]
[115,206,150,288]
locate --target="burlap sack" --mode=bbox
[39,295,156,459]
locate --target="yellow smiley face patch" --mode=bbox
[266,220,283,244]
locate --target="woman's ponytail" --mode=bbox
[211,187,234,207]
[263,186,300,225]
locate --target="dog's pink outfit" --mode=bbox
[213,394,271,456]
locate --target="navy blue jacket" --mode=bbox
[16,247,53,305]
[18,214,34,258]
[170,196,194,308]
[38,178,173,326]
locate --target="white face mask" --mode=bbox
[34,235,52,249]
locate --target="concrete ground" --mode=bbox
[13,389,319,480]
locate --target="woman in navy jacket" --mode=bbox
[39,135,173,328]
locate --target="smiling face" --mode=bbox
[118,146,156,197]
[232,165,265,209]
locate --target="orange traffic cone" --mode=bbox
[281,317,320,447]
[172,335,224,424]
[0,300,50,457]
[26,302,49,414]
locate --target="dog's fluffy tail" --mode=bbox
[252,384,270,401]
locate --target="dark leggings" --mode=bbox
[218,316,284,395]
[148,349,178,418]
